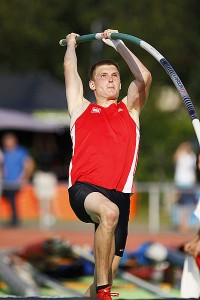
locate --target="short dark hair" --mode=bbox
[89,59,120,80]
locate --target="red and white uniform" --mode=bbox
[68,101,140,193]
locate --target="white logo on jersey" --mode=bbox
[91,107,101,113]
[118,108,124,112]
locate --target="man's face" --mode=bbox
[2,134,17,151]
[89,64,121,101]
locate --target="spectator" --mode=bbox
[174,141,196,187]
[184,151,200,257]
[181,151,200,298]
[172,141,197,231]
[0,148,3,194]
[1,133,35,227]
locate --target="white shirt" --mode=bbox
[174,151,196,187]
[194,198,200,221]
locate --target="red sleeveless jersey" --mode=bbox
[68,101,140,193]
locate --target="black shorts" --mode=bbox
[68,181,130,257]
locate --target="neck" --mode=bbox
[96,97,118,107]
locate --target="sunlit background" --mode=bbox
[0,0,200,182]
[0,2,200,297]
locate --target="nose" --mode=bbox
[108,75,113,82]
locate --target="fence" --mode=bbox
[0,181,199,232]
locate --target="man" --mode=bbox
[184,150,200,258]
[63,29,152,299]
[181,152,200,298]
[172,141,197,231]
[183,195,200,279]
[1,133,35,227]
[0,148,3,195]
[181,228,200,298]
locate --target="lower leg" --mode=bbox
[83,193,119,297]
[84,228,116,297]
[94,222,115,287]
[9,190,19,226]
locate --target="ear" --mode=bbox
[89,80,95,91]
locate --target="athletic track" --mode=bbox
[0,222,193,251]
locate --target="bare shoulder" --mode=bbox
[70,98,90,128]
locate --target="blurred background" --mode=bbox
[1,0,200,298]
[0,0,200,231]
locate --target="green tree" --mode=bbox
[0,0,200,181]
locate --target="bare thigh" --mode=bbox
[84,191,118,224]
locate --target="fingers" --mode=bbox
[194,242,200,257]
[184,238,200,257]
[66,33,80,47]
[102,29,119,39]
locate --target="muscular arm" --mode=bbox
[63,33,89,125]
[116,42,152,115]
[102,29,152,126]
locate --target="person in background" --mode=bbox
[184,151,200,259]
[0,148,3,195]
[172,141,197,231]
[1,133,35,227]
[181,151,200,298]
[63,28,152,300]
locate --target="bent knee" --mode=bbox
[100,203,119,229]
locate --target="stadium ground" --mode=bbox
[0,221,192,299]
[0,220,193,250]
